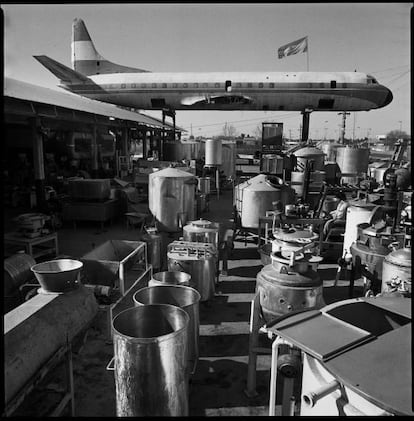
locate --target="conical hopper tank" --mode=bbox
[149,167,197,232]
[234,174,295,229]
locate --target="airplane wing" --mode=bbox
[34,55,91,84]
[181,94,254,107]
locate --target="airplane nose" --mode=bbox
[382,88,393,107]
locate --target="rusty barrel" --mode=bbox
[112,304,189,416]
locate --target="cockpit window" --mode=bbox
[367,75,378,84]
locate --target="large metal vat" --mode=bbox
[290,171,326,198]
[4,252,36,313]
[343,200,378,255]
[197,177,211,195]
[68,178,111,200]
[381,248,411,296]
[183,219,220,249]
[167,241,217,302]
[221,141,236,179]
[4,285,98,406]
[234,174,295,229]
[336,146,369,184]
[298,297,411,416]
[205,139,222,166]
[320,141,341,162]
[133,285,200,374]
[256,251,324,323]
[112,304,189,416]
[260,154,284,175]
[294,146,325,171]
[148,167,197,232]
[163,141,183,161]
[149,271,192,288]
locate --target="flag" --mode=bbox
[278,36,308,59]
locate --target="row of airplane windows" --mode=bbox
[103,81,342,89]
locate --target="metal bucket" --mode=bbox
[31,259,83,293]
[4,252,36,297]
[112,304,189,416]
[149,271,192,287]
[133,285,200,373]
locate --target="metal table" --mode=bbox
[4,231,59,260]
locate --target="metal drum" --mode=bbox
[163,141,184,161]
[167,241,217,302]
[234,174,295,229]
[181,140,200,160]
[294,146,325,171]
[256,252,324,323]
[221,141,236,179]
[205,139,222,166]
[197,177,211,195]
[290,171,325,198]
[381,248,411,296]
[112,304,189,416]
[133,285,200,374]
[148,167,197,232]
[4,252,36,313]
[343,200,378,255]
[183,219,219,250]
[320,141,340,162]
[336,146,369,184]
[149,271,192,287]
[142,230,162,271]
[261,155,284,175]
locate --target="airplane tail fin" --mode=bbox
[72,18,150,75]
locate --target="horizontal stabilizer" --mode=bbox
[34,55,91,84]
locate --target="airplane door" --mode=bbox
[225,80,232,93]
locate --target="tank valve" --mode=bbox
[302,379,341,407]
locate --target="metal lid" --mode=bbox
[294,146,325,157]
[385,248,412,267]
[273,228,318,244]
[191,219,212,228]
[150,167,195,178]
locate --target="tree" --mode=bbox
[222,123,238,138]
[385,130,409,148]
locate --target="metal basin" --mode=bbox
[31,259,83,293]
[149,271,192,287]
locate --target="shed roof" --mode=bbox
[4,77,183,131]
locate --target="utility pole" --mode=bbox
[337,112,350,144]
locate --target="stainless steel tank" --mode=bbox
[4,285,98,406]
[133,285,200,374]
[183,219,220,250]
[205,139,222,166]
[256,251,324,323]
[149,271,192,288]
[181,141,201,160]
[163,141,184,161]
[197,177,211,195]
[381,248,411,296]
[234,174,296,229]
[290,171,326,198]
[294,146,326,171]
[221,141,236,179]
[336,146,370,184]
[148,167,197,232]
[260,154,284,174]
[142,230,162,271]
[167,241,217,302]
[320,141,341,162]
[112,304,189,416]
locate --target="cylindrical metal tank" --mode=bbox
[197,177,211,195]
[319,142,341,162]
[149,271,192,287]
[4,285,98,406]
[181,141,200,161]
[336,146,369,184]
[234,174,295,229]
[112,304,189,416]
[290,171,326,198]
[256,252,324,323]
[260,155,284,175]
[163,141,184,161]
[4,252,36,313]
[183,219,220,250]
[382,248,411,296]
[142,231,162,271]
[148,167,197,232]
[294,146,326,171]
[343,200,378,255]
[133,285,200,374]
[167,241,217,302]
[221,141,236,179]
[205,139,222,166]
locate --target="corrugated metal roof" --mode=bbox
[4,77,183,131]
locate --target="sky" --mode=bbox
[3,2,411,140]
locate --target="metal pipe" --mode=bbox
[302,379,341,407]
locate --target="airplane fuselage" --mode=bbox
[62,71,392,112]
